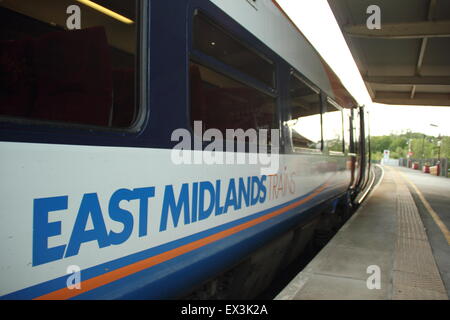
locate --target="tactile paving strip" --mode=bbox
[392,170,448,300]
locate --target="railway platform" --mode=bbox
[275,165,450,300]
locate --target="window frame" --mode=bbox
[0,0,147,135]
[288,70,323,155]
[187,7,280,152]
[190,9,277,98]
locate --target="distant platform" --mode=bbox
[275,165,449,300]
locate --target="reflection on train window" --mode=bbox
[190,62,277,139]
[343,109,351,153]
[354,109,360,155]
[193,12,274,88]
[365,110,371,158]
[0,0,139,128]
[288,75,322,152]
[323,99,344,153]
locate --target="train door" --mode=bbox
[351,107,362,194]
[343,108,355,188]
[362,108,372,191]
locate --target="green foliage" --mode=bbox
[370,131,449,160]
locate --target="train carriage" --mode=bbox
[0,0,371,299]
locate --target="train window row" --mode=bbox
[0,0,139,128]
[0,2,353,155]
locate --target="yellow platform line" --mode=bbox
[397,169,450,246]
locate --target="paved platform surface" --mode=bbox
[396,166,450,297]
[275,165,449,300]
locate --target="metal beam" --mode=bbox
[344,20,450,39]
[374,91,450,106]
[410,0,437,99]
[410,85,417,99]
[364,76,450,86]
[416,38,428,74]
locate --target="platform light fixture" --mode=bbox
[76,0,134,24]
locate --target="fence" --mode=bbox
[380,158,400,166]
[398,157,449,177]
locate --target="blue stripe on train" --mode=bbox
[1,184,344,300]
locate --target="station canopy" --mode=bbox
[328,0,450,106]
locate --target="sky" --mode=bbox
[277,0,450,137]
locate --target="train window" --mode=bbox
[0,0,140,128]
[190,62,277,140]
[287,75,322,152]
[323,99,344,154]
[193,12,275,88]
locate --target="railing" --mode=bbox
[399,157,449,177]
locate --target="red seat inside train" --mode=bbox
[0,38,34,118]
[32,27,113,126]
[0,27,135,127]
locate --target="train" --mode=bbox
[0,0,372,299]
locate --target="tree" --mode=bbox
[370,132,449,160]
